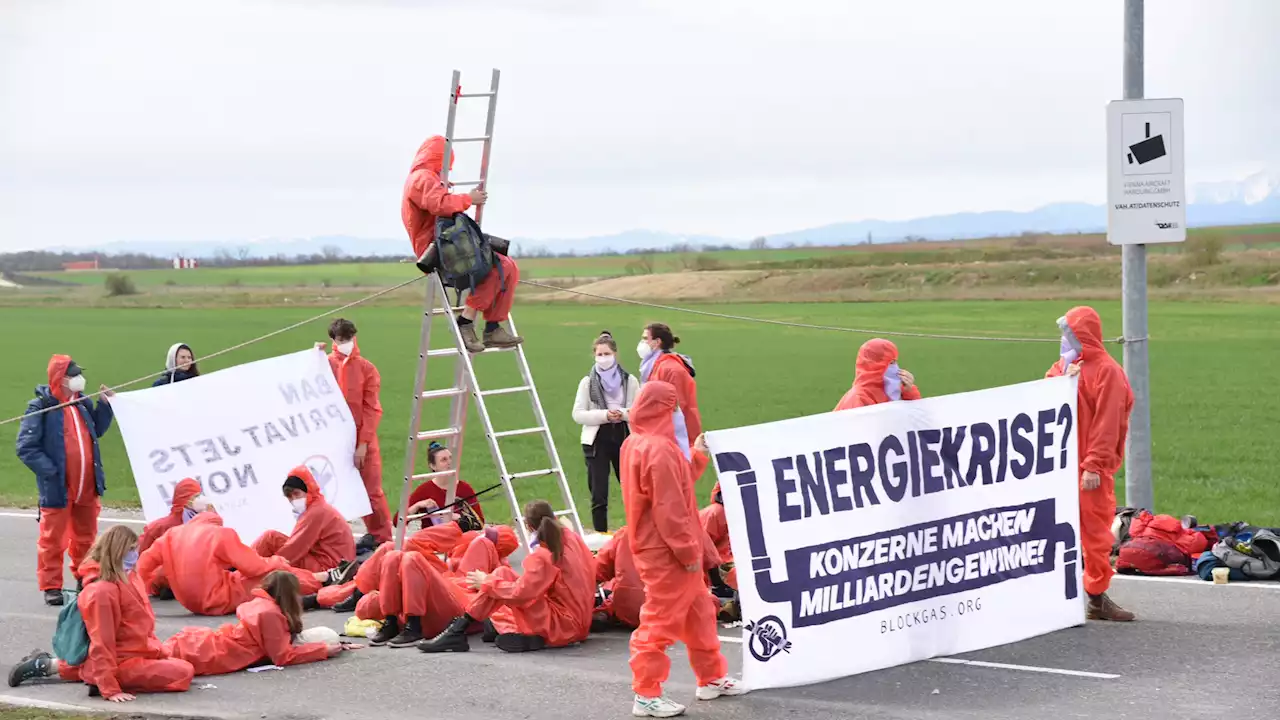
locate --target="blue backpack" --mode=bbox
[52,590,90,666]
[433,212,502,300]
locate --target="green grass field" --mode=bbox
[1,300,1276,528]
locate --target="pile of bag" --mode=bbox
[1111,509,1280,582]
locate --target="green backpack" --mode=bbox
[52,590,90,666]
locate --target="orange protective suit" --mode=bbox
[138,513,319,616]
[466,529,595,646]
[138,478,202,596]
[699,483,737,590]
[351,542,463,638]
[834,338,922,411]
[402,135,472,259]
[621,381,727,697]
[595,526,645,628]
[1047,306,1133,597]
[252,466,356,573]
[162,590,329,676]
[56,560,194,698]
[646,352,702,446]
[328,341,391,543]
[33,356,106,591]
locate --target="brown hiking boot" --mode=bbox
[1087,593,1135,622]
[457,323,485,354]
[483,324,523,348]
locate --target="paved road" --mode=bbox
[0,511,1277,719]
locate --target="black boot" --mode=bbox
[157,586,176,601]
[481,618,498,643]
[417,615,472,653]
[302,594,320,611]
[388,616,424,648]
[8,654,53,688]
[333,589,363,614]
[43,589,64,606]
[370,616,401,646]
[495,633,547,653]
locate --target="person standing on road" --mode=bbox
[316,318,392,549]
[636,323,700,461]
[152,343,200,386]
[16,355,115,606]
[573,331,640,532]
[834,338,921,411]
[401,134,522,353]
[7,525,195,702]
[621,381,746,718]
[1047,306,1136,622]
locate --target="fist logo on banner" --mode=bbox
[746,616,792,663]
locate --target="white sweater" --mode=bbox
[572,373,641,446]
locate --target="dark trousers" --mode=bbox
[583,422,628,532]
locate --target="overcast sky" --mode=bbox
[1,0,1276,251]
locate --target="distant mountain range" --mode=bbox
[41,171,1280,259]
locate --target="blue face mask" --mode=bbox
[123,549,139,572]
[528,531,540,550]
[182,507,198,523]
[883,361,903,402]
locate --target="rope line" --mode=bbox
[0,274,425,428]
[518,279,1064,344]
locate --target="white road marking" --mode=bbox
[926,657,1120,679]
[0,511,146,526]
[1112,574,1280,591]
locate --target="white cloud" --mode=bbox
[0,0,1275,250]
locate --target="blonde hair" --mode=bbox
[88,525,138,584]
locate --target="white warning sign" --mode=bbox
[1106,98,1186,246]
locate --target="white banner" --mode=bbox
[110,349,371,544]
[707,377,1083,690]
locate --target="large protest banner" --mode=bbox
[707,377,1082,690]
[110,349,372,544]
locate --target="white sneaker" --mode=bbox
[632,694,687,717]
[696,676,749,700]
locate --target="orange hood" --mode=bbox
[1061,306,1106,361]
[169,478,202,515]
[411,135,455,175]
[47,354,73,403]
[289,465,325,509]
[630,381,678,439]
[852,339,899,389]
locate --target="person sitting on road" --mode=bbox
[8,526,195,702]
[834,338,921,411]
[16,355,116,606]
[162,571,347,675]
[636,323,700,461]
[417,500,596,654]
[700,482,739,621]
[251,467,357,574]
[152,343,200,386]
[137,509,326,616]
[401,134,522,353]
[573,331,641,533]
[137,478,209,599]
[593,525,645,631]
[395,442,486,531]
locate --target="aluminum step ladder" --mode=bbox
[393,68,584,551]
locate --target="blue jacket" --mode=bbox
[16,385,114,509]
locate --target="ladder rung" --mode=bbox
[450,136,490,143]
[450,180,482,188]
[427,348,460,358]
[508,469,555,480]
[457,92,496,98]
[419,388,465,401]
[412,469,457,481]
[480,385,529,397]
[416,427,460,441]
[492,426,546,439]
[429,306,466,316]
[554,509,576,517]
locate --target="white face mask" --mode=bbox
[66,375,86,393]
[636,340,655,361]
[595,354,616,371]
[335,341,354,356]
[190,495,210,512]
[291,497,307,516]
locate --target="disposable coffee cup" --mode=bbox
[1212,567,1230,584]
